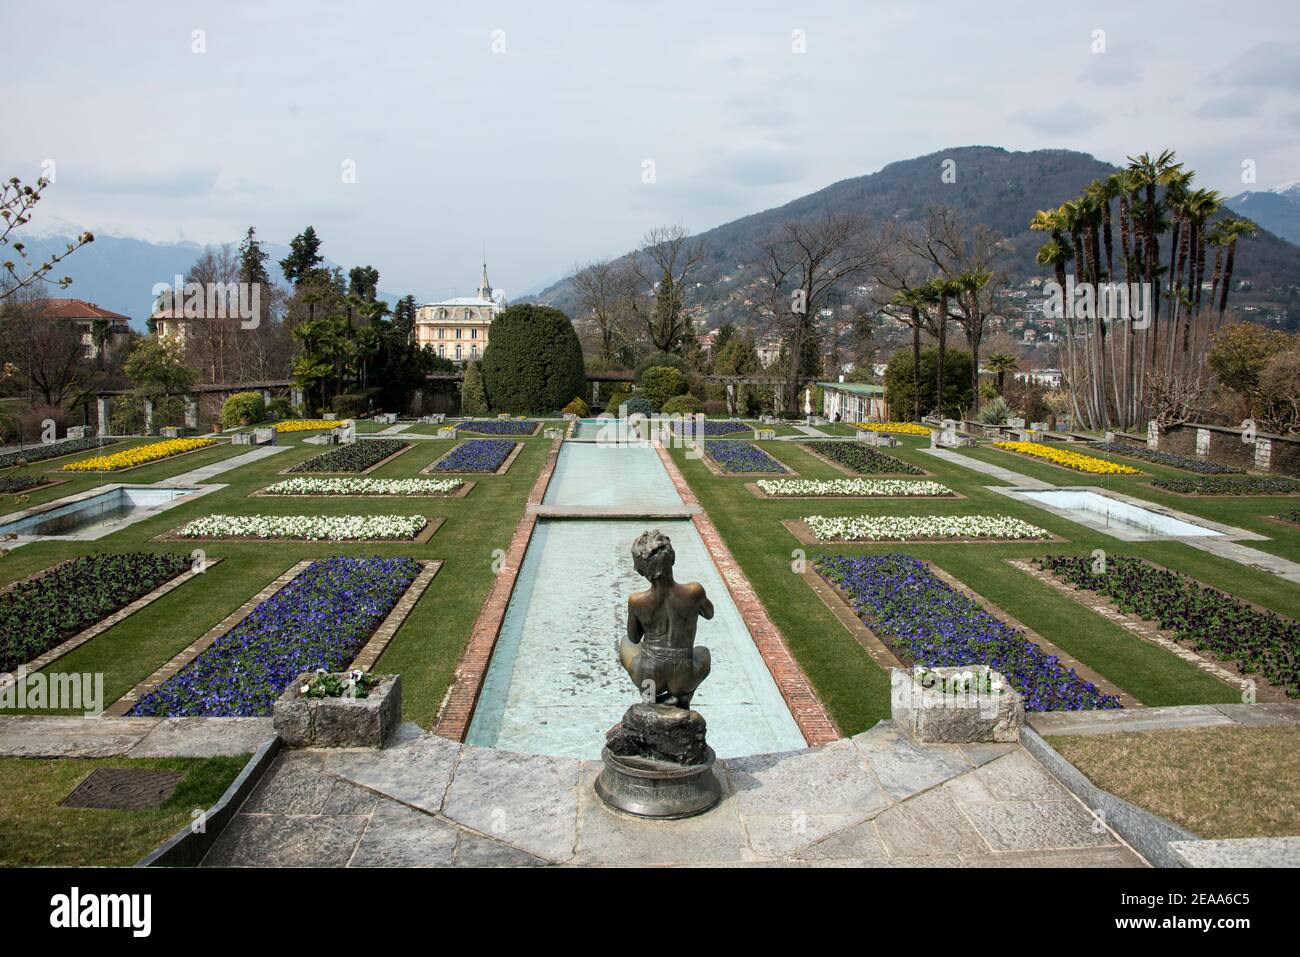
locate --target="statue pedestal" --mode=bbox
[595,746,721,819]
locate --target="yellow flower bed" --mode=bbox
[274,420,341,433]
[61,438,218,472]
[853,422,933,436]
[993,441,1141,475]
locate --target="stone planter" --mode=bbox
[890,666,1023,743]
[253,427,276,445]
[273,673,401,748]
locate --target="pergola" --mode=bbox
[93,381,298,435]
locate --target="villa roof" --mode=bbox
[39,298,130,322]
[423,296,498,308]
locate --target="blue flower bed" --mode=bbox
[673,419,748,437]
[457,419,538,435]
[816,554,1121,711]
[129,556,419,717]
[434,439,517,472]
[704,440,785,473]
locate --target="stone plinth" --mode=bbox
[596,704,721,818]
[890,667,1023,743]
[273,674,401,749]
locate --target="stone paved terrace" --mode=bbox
[198,722,1145,867]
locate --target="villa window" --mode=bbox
[470,328,478,339]
[437,327,445,339]
[471,344,479,358]
[455,344,462,360]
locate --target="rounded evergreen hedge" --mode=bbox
[481,304,586,414]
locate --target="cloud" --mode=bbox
[1193,93,1261,119]
[1218,43,1300,89]
[1078,50,1144,88]
[1010,101,1104,136]
[701,149,810,188]
[65,165,221,198]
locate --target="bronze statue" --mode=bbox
[619,529,713,708]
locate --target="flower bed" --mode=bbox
[816,554,1119,711]
[802,514,1050,542]
[455,419,538,435]
[1150,476,1300,495]
[758,478,952,497]
[1034,554,1298,697]
[60,438,217,472]
[1,552,191,672]
[0,475,50,494]
[287,439,409,473]
[178,514,427,541]
[262,477,463,496]
[672,419,748,437]
[129,556,420,717]
[274,419,342,433]
[852,422,932,436]
[801,440,923,475]
[432,439,517,472]
[704,440,786,473]
[1085,441,1243,475]
[1279,509,1300,526]
[992,441,1141,476]
[0,437,119,470]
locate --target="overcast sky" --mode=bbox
[4,0,1298,301]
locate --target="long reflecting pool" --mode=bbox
[467,444,805,759]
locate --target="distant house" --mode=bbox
[1013,368,1062,389]
[414,262,505,364]
[39,299,131,360]
[755,338,783,368]
[819,380,888,423]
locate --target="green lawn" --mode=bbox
[0,754,248,866]
[0,432,550,726]
[669,433,1298,735]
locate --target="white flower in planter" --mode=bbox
[180,514,427,541]
[263,477,462,496]
[758,478,951,497]
[802,514,1049,541]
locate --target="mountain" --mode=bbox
[11,233,401,330]
[1225,182,1300,244]
[527,146,1300,328]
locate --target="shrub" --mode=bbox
[620,394,653,417]
[461,361,489,415]
[480,304,585,414]
[330,389,379,418]
[562,397,589,417]
[640,366,686,411]
[605,388,631,411]
[661,394,703,415]
[634,352,688,378]
[221,391,266,428]
[883,346,973,418]
[266,396,295,420]
[976,396,1011,425]
[702,400,728,416]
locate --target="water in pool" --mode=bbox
[466,518,805,759]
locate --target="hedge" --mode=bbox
[480,304,586,414]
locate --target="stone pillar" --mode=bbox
[726,383,736,417]
[291,387,304,410]
[143,398,155,435]
[1146,420,1159,450]
[184,395,199,431]
[96,397,110,437]
[261,389,272,406]
[1195,427,1210,457]
[1255,437,1273,472]
[592,381,601,405]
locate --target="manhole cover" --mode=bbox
[60,767,184,810]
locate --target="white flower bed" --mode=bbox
[758,478,952,497]
[802,514,1050,541]
[179,514,428,541]
[263,477,463,496]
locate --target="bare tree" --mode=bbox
[0,292,89,407]
[759,211,882,412]
[1,176,94,300]
[626,225,706,354]
[570,257,636,362]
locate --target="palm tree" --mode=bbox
[955,268,992,416]
[923,277,962,418]
[1217,218,1258,319]
[892,287,930,421]
[987,352,1018,394]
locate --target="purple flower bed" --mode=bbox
[129,556,419,717]
[673,420,748,437]
[816,554,1121,711]
[434,439,517,472]
[704,440,785,473]
[457,419,538,435]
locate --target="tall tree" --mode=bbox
[348,265,380,302]
[570,257,636,363]
[279,226,324,286]
[626,225,705,354]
